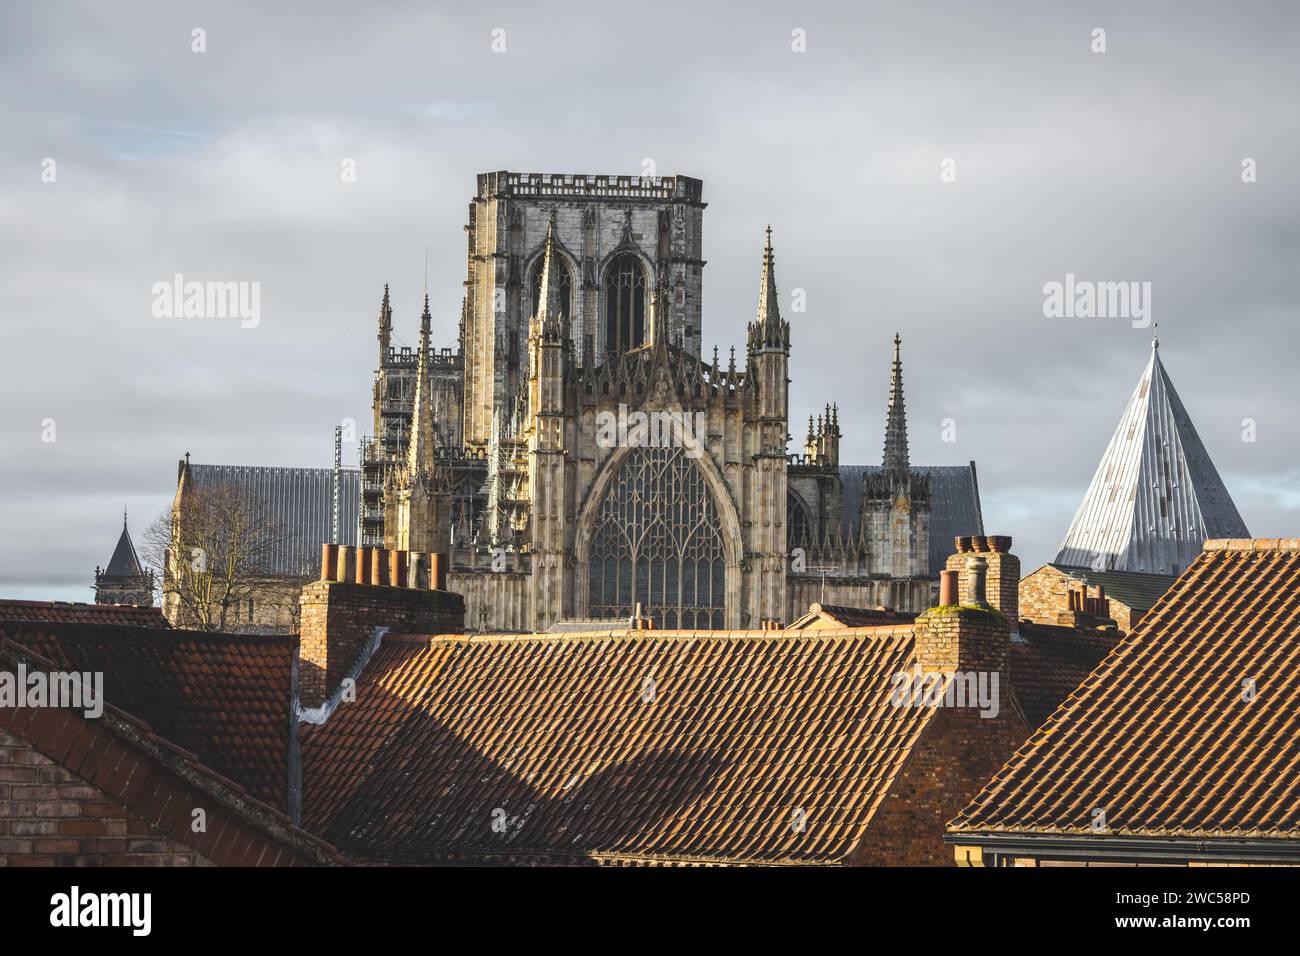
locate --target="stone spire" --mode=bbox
[882,333,910,482]
[406,293,434,475]
[378,283,392,356]
[534,224,564,341]
[749,225,789,351]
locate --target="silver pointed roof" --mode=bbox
[1055,341,1248,575]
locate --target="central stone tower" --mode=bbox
[461,171,706,450]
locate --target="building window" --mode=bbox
[588,447,726,629]
[530,255,572,325]
[603,253,647,355]
[787,493,813,551]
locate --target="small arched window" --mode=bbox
[603,253,647,355]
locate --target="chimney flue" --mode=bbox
[939,569,959,606]
[965,556,988,604]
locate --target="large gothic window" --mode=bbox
[603,253,647,355]
[588,447,726,629]
[530,256,572,325]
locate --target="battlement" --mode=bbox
[381,345,462,370]
[477,171,704,204]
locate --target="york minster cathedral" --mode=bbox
[362,172,983,632]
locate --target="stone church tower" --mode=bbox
[368,172,942,632]
[94,510,155,606]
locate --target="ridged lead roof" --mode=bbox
[1055,344,1247,575]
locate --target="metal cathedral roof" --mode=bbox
[1055,343,1247,575]
[188,464,359,577]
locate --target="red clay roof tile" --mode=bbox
[0,599,167,627]
[0,620,295,812]
[302,628,942,864]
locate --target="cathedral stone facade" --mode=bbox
[365,172,964,633]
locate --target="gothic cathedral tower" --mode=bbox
[461,172,706,451]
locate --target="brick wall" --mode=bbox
[299,580,465,708]
[1019,565,1136,633]
[851,605,1027,866]
[0,727,211,867]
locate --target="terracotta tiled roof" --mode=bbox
[0,599,167,627]
[789,603,917,629]
[951,539,1300,839]
[303,626,936,865]
[1009,623,1120,729]
[0,639,347,867]
[0,620,296,812]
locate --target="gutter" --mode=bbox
[945,830,1300,865]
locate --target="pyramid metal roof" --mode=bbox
[1055,342,1248,575]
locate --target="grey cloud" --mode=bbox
[2,0,1297,598]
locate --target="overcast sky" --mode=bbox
[2,0,1297,601]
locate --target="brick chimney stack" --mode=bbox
[299,545,465,711]
[947,535,1019,634]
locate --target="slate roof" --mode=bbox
[302,626,937,865]
[103,523,146,579]
[1055,343,1248,575]
[950,539,1300,840]
[1046,564,1175,614]
[0,599,167,627]
[0,619,297,813]
[840,464,984,575]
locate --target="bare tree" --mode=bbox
[141,483,285,632]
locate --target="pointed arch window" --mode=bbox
[787,492,813,550]
[530,256,572,325]
[588,447,726,629]
[603,253,647,355]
